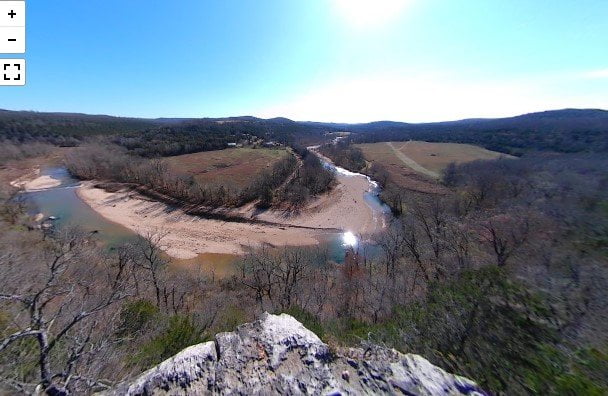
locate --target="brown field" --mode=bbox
[356,141,511,193]
[391,141,511,174]
[165,147,289,188]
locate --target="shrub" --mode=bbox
[116,299,159,339]
[132,315,201,369]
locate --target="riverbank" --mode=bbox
[10,170,62,191]
[247,167,385,233]
[76,157,386,259]
[2,148,72,191]
[77,182,328,259]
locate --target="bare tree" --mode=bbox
[132,231,169,309]
[0,228,136,395]
[478,210,532,267]
[238,245,277,311]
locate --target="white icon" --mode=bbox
[0,1,25,54]
[0,59,25,86]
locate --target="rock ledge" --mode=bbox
[108,313,484,395]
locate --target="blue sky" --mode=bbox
[1,0,607,122]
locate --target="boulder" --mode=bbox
[107,313,484,395]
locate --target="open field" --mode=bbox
[391,141,512,174]
[164,147,288,188]
[356,141,511,193]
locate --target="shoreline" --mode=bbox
[76,160,385,259]
[76,183,329,259]
[10,170,63,192]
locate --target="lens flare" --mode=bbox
[343,231,358,247]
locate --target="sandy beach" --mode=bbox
[10,170,62,192]
[247,171,383,234]
[76,165,384,259]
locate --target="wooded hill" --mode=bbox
[0,110,329,156]
[342,109,608,155]
[1,108,607,156]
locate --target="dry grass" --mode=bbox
[356,141,510,193]
[165,147,289,188]
[392,141,512,174]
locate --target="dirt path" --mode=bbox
[386,142,440,179]
[275,148,303,192]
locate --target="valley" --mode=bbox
[1,109,607,395]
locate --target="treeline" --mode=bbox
[318,141,366,171]
[112,125,241,157]
[0,110,157,144]
[111,119,330,158]
[0,110,331,151]
[3,108,607,155]
[349,109,608,155]
[65,144,292,207]
[0,140,53,166]
[65,143,334,209]
[271,147,336,209]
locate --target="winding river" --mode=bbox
[23,154,391,275]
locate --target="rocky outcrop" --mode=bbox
[108,313,484,395]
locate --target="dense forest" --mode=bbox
[3,108,607,157]
[0,110,330,155]
[318,140,367,171]
[0,110,159,145]
[111,118,328,158]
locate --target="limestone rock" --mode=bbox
[107,313,484,395]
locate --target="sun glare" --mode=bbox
[343,231,358,247]
[332,0,412,28]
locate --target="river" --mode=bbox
[23,155,391,275]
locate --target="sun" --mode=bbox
[332,0,412,29]
[343,231,358,247]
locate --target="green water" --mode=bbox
[25,167,388,270]
[25,167,138,248]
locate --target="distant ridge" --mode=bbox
[0,108,606,154]
[344,109,608,155]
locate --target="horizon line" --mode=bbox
[0,107,606,126]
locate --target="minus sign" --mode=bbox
[8,39,16,42]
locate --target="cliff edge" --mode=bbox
[107,313,484,395]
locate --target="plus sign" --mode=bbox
[8,10,16,19]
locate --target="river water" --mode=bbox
[313,151,392,261]
[24,158,391,275]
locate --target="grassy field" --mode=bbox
[356,141,510,192]
[165,147,289,188]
